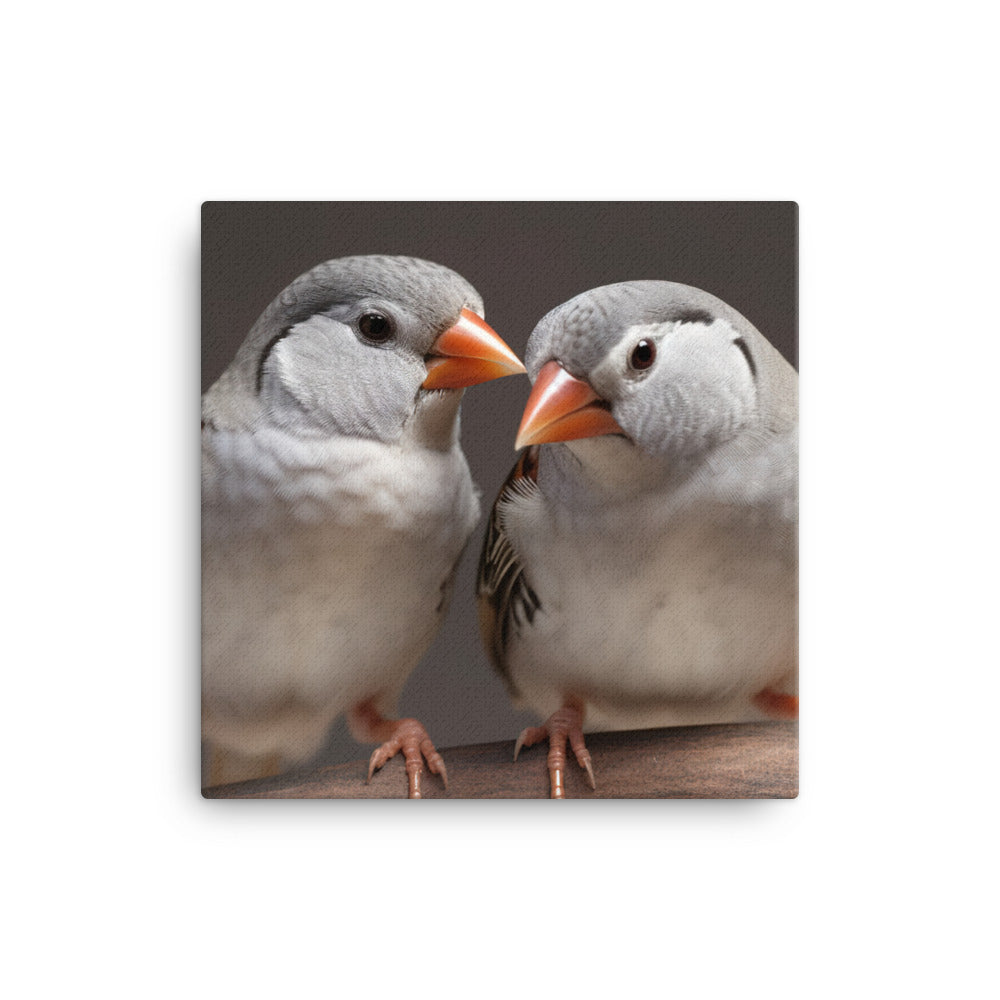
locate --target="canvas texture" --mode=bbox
[201,201,798,798]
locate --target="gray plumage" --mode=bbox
[203,255,492,786]
[480,280,798,741]
[204,255,483,434]
[525,280,796,447]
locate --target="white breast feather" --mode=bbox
[503,431,796,730]
[202,426,478,759]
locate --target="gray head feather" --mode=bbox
[203,255,483,431]
[527,281,796,440]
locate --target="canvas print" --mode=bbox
[202,201,798,799]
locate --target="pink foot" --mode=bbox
[514,701,595,799]
[349,700,447,799]
[366,719,448,799]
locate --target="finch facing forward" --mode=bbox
[478,281,797,797]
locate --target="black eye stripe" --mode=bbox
[733,337,757,380]
[672,308,714,325]
[256,325,296,393]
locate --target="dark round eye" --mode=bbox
[629,339,656,371]
[358,311,394,343]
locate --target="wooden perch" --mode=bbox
[203,721,797,799]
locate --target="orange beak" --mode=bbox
[422,308,526,389]
[515,361,624,450]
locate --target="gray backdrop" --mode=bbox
[202,201,797,769]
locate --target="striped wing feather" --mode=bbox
[476,446,542,692]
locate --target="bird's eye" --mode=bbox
[629,339,656,371]
[358,311,394,343]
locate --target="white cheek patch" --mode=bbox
[594,318,758,457]
[590,319,738,394]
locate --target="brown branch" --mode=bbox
[203,721,797,799]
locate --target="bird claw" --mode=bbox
[513,725,548,762]
[366,719,447,798]
[513,704,595,798]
